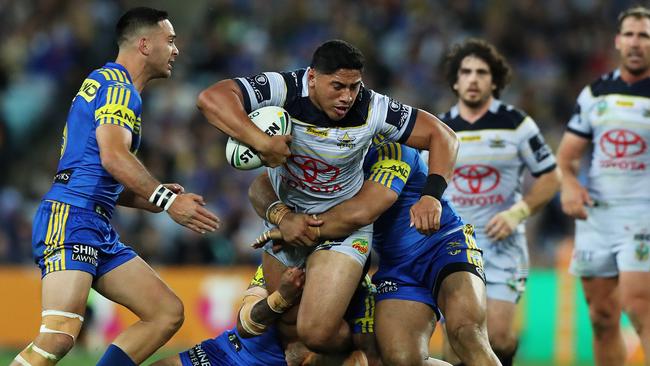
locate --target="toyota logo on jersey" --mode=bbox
[453,164,500,194]
[599,129,647,158]
[282,155,343,194]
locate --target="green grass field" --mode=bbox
[0,349,615,366]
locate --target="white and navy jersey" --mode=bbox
[424,100,556,232]
[567,69,650,203]
[234,68,418,213]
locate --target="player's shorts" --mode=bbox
[346,274,376,334]
[570,201,650,277]
[475,230,528,303]
[373,224,485,320]
[32,200,137,278]
[179,326,287,366]
[262,221,372,267]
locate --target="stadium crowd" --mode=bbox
[0,0,635,266]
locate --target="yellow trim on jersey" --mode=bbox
[96,88,136,130]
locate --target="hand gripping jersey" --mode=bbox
[567,69,650,204]
[234,68,417,213]
[432,99,556,233]
[43,62,142,218]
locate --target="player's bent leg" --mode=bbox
[375,299,436,366]
[581,276,625,366]
[94,256,184,364]
[440,324,461,365]
[486,298,518,366]
[298,250,363,353]
[619,271,650,365]
[437,271,500,366]
[12,270,92,366]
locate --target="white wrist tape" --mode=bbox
[148,184,178,211]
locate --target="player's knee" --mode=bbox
[588,304,620,337]
[17,333,75,365]
[487,327,517,355]
[621,294,650,330]
[156,295,185,335]
[447,322,487,350]
[298,320,343,353]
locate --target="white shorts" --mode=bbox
[569,202,650,277]
[475,229,528,303]
[262,221,373,268]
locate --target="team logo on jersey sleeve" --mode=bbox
[599,129,647,171]
[244,73,271,103]
[451,165,504,206]
[385,99,410,129]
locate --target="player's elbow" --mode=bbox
[196,80,231,114]
[99,149,121,174]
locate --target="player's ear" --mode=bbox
[308,69,316,87]
[138,37,151,56]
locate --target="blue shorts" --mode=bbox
[32,200,137,278]
[373,224,485,320]
[179,326,287,366]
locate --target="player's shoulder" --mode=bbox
[586,70,621,97]
[490,100,529,129]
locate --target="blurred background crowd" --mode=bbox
[0,0,636,267]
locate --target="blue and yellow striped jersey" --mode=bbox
[43,62,142,217]
[363,138,461,257]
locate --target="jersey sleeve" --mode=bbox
[566,86,595,139]
[94,83,139,132]
[517,117,557,177]
[234,72,290,113]
[372,92,418,143]
[365,142,414,195]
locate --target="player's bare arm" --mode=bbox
[96,124,220,233]
[249,172,397,247]
[117,183,184,212]
[404,110,459,235]
[197,79,291,167]
[486,168,561,240]
[237,267,304,338]
[557,132,593,220]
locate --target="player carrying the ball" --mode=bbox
[197,39,458,355]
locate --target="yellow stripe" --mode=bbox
[116,87,126,126]
[58,204,70,270]
[44,202,57,245]
[44,202,60,273]
[114,68,125,82]
[379,171,390,186]
[119,70,130,83]
[388,143,397,160]
[397,143,402,161]
[106,69,120,81]
[99,70,111,81]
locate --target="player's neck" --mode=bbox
[458,98,492,124]
[114,53,148,92]
[619,67,650,84]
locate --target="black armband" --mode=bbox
[421,174,448,200]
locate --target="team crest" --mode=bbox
[352,238,369,254]
[337,132,357,149]
[489,136,506,148]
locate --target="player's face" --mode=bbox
[148,19,179,79]
[616,16,650,76]
[308,68,362,121]
[454,56,495,109]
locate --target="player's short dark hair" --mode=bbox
[116,7,169,46]
[617,6,650,32]
[310,40,365,74]
[443,38,512,98]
